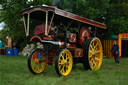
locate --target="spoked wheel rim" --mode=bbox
[28,49,47,74]
[88,38,103,70]
[55,49,73,76]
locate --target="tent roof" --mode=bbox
[104,35,118,40]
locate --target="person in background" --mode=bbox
[110,41,120,64]
[6,36,12,48]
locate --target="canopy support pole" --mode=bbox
[45,11,48,35]
[48,13,55,34]
[26,13,30,36]
[22,16,27,36]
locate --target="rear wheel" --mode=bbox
[83,37,103,70]
[55,49,73,76]
[28,49,47,74]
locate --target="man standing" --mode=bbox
[110,41,120,64]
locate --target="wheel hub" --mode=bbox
[65,60,67,63]
[92,51,97,57]
[61,60,68,65]
[35,59,39,64]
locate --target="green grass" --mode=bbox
[0,55,128,85]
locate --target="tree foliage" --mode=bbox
[0,0,128,49]
[106,0,128,35]
[54,0,109,22]
[0,0,52,49]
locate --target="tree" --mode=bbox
[53,0,109,22]
[0,0,128,50]
[106,0,128,35]
[0,0,52,50]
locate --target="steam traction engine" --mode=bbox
[20,5,107,76]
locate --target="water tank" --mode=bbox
[6,48,13,56]
[13,48,18,56]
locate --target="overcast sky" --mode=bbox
[0,4,4,30]
[0,22,5,30]
[0,6,1,9]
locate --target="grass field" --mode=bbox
[0,55,128,85]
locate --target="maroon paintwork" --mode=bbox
[20,6,107,29]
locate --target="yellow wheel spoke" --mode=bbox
[95,57,100,61]
[65,53,67,58]
[66,55,68,60]
[31,59,36,68]
[95,50,100,54]
[40,63,44,67]
[89,54,93,58]
[94,43,98,50]
[93,60,96,66]
[59,62,63,65]
[90,44,94,51]
[66,58,69,62]
[32,64,35,68]
[90,60,94,69]
[89,48,93,58]
[63,53,67,60]
[59,63,63,66]
[61,56,64,60]
[92,42,95,48]
[59,65,62,70]
[89,50,93,54]
[31,60,35,65]
[35,64,39,71]
[91,59,96,68]
[66,65,69,70]
[61,66,65,73]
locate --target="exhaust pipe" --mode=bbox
[41,40,65,48]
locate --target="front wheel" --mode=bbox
[55,49,73,76]
[83,37,103,70]
[28,49,47,74]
